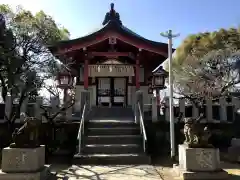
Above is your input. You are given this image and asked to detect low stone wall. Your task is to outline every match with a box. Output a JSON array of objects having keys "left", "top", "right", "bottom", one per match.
[
  {"left": 145, "top": 120, "right": 235, "bottom": 157},
  {"left": 0, "top": 122, "right": 79, "bottom": 163}
]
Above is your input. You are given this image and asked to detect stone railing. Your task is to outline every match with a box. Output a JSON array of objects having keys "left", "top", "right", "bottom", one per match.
[
  {"left": 148, "top": 96, "right": 240, "bottom": 123},
  {"left": 1, "top": 95, "right": 76, "bottom": 123}
]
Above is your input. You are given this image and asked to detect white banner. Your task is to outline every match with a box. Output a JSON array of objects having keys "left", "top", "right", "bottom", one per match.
[{"left": 88, "top": 65, "right": 134, "bottom": 77}]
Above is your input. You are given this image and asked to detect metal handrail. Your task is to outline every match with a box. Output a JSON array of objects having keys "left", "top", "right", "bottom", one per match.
[
  {"left": 77, "top": 103, "right": 86, "bottom": 154},
  {"left": 138, "top": 102, "right": 147, "bottom": 152}
]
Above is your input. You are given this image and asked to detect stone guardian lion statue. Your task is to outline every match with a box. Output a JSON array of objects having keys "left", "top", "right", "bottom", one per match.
[{"left": 10, "top": 117, "right": 41, "bottom": 148}]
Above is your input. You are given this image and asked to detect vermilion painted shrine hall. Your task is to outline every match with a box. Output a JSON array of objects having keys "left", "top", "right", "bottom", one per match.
[{"left": 48, "top": 3, "right": 171, "bottom": 109}]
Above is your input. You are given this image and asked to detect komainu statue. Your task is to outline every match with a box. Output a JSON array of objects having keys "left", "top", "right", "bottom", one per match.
[
  {"left": 10, "top": 117, "right": 41, "bottom": 148},
  {"left": 183, "top": 113, "right": 213, "bottom": 148}
]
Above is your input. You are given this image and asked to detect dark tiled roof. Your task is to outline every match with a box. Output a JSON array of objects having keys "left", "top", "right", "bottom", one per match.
[{"left": 47, "top": 20, "right": 168, "bottom": 51}]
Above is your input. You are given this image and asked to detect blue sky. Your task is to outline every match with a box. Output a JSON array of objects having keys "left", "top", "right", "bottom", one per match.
[{"left": 2, "top": 0, "right": 240, "bottom": 48}]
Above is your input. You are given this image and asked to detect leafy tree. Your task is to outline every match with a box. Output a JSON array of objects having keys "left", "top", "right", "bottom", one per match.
[
  {"left": 0, "top": 4, "right": 70, "bottom": 130},
  {"left": 171, "top": 28, "right": 240, "bottom": 114},
  {"left": 36, "top": 57, "right": 77, "bottom": 154},
  {"left": 172, "top": 28, "right": 240, "bottom": 67},
  {"left": 40, "top": 61, "right": 76, "bottom": 126}
]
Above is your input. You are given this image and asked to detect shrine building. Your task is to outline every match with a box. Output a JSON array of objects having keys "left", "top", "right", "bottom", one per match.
[{"left": 48, "top": 3, "right": 170, "bottom": 111}]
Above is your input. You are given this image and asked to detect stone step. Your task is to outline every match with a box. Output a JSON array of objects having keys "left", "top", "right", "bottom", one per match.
[
  {"left": 87, "top": 127, "right": 140, "bottom": 136},
  {"left": 87, "top": 120, "right": 137, "bottom": 128},
  {"left": 73, "top": 153, "right": 150, "bottom": 165},
  {"left": 85, "top": 135, "right": 142, "bottom": 145},
  {"left": 90, "top": 107, "right": 134, "bottom": 119},
  {"left": 83, "top": 144, "right": 142, "bottom": 154}
]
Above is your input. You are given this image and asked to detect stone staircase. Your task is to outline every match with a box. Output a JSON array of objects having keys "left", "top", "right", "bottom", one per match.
[{"left": 73, "top": 107, "right": 150, "bottom": 165}]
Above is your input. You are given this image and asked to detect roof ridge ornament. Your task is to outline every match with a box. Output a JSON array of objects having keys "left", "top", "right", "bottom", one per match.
[{"left": 102, "top": 3, "right": 122, "bottom": 26}]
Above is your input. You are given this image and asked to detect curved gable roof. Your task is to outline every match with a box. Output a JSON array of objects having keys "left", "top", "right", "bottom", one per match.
[
  {"left": 49, "top": 20, "right": 167, "bottom": 47},
  {"left": 48, "top": 3, "right": 170, "bottom": 57}
]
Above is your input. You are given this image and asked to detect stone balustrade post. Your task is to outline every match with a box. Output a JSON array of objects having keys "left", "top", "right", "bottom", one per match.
[
  {"left": 232, "top": 96, "right": 240, "bottom": 122},
  {"left": 165, "top": 98, "right": 170, "bottom": 122},
  {"left": 35, "top": 97, "right": 43, "bottom": 121},
  {"left": 206, "top": 98, "right": 213, "bottom": 121},
  {"left": 50, "top": 96, "right": 60, "bottom": 114},
  {"left": 5, "top": 95, "right": 11, "bottom": 121},
  {"left": 20, "top": 98, "right": 28, "bottom": 121},
  {"left": 74, "top": 85, "right": 82, "bottom": 113},
  {"left": 152, "top": 91, "right": 158, "bottom": 123},
  {"left": 219, "top": 97, "right": 227, "bottom": 121},
  {"left": 80, "top": 90, "right": 90, "bottom": 115},
  {"left": 65, "top": 94, "right": 72, "bottom": 121},
  {"left": 179, "top": 98, "right": 185, "bottom": 119},
  {"left": 192, "top": 103, "right": 199, "bottom": 119}
]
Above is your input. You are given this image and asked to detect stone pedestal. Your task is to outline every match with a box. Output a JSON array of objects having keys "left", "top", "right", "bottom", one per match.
[
  {"left": 173, "top": 144, "right": 228, "bottom": 180},
  {"left": 231, "top": 138, "right": 240, "bottom": 147},
  {"left": 228, "top": 138, "right": 240, "bottom": 162},
  {"left": 0, "top": 145, "right": 50, "bottom": 180}
]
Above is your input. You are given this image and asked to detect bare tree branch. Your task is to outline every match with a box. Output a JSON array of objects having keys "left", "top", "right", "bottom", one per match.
[{"left": 172, "top": 48, "right": 240, "bottom": 111}]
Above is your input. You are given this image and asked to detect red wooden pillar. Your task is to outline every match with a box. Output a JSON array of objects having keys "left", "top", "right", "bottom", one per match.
[
  {"left": 135, "top": 54, "right": 140, "bottom": 90},
  {"left": 84, "top": 53, "right": 89, "bottom": 89}
]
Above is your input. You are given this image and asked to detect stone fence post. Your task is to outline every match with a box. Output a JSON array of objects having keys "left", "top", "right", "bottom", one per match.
[
  {"left": 35, "top": 96, "right": 43, "bottom": 121},
  {"left": 174, "top": 96, "right": 236, "bottom": 122},
  {"left": 5, "top": 95, "right": 11, "bottom": 121},
  {"left": 219, "top": 97, "right": 227, "bottom": 121},
  {"left": 179, "top": 98, "right": 185, "bottom": 119},
  {"left": 192, "top": 103, "right": 199, "bottom": 119},
  {"left": 65, "top": 94, "right": 72, "bottom": 121},
  {"left": 164, "top": 98, "right": 170, "bottom": 122},
  {"left": 232, "top": 96, "right": 240, "bottom": 122},
  {"left": 20, "top": 98, "right": 28, "bottom": 122},
  {"left": 50, "top": 96, "right": 60, "bottom": 114},
  {"left": 80, "top": 90, "right": 90, "bottom": 115},
  {"left": 206, "top": 98, "right": 213, "bottom": 121},
  {"left": 152, "top": 94, "right": 158, "bottom": 123}
]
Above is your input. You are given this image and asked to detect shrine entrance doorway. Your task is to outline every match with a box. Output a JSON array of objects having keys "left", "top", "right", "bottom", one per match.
[{"left": 96, "top": 77, "right": 128, "bottom": 107}]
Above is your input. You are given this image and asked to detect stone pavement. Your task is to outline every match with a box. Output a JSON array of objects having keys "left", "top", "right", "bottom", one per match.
[
  {"left": 221, "top": 161, "right": 240, "bottom": 180},
  {"left": 154, "top": 161, "right": 240, "bottom": 180},
  {"left": 49, "top": 164, "right": 164, "bottom": 180},
  {"left": 48, "top": 161, "right": 240, "bottom": 180}
]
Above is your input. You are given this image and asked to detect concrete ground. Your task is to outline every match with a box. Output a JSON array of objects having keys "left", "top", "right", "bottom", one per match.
[{"left": 48, "top": 161, "right": 240, "bottom": 180}]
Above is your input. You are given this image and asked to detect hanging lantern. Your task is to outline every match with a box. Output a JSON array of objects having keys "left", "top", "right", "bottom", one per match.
[{"left": 151, "top": 66, "right": 168, "bottom": 90}]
